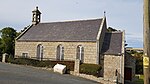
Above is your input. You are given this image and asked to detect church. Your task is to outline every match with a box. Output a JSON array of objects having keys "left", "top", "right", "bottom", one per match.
[{"left": 15, "top": 7, "right": 125, "bottom": 83}]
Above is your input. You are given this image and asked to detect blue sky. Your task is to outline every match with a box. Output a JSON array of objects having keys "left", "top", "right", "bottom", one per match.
[{"left": 0, "top": 0, "right": 143, "bottom": 48}]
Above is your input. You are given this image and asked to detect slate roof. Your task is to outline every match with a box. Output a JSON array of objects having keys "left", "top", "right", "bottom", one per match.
[
  {"left": 17, "top": 19, "right": 103, "bottom": 42},
  {"left": 101, "top": 32, "right": 123, "bottom": 55}
]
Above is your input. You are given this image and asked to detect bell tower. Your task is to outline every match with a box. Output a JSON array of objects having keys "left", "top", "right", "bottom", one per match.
[{"left": 32, "top": 6, "right": 41, "bottom": 25}]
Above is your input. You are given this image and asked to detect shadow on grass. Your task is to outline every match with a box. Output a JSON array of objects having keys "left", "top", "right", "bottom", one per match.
[
  {"left": 132, "top": 75, "right": 144, "bottom": 84},
  {"left": 132, "top": 79, "right": 144, "bottom": 84},
  {"left": 125, "top": 75, "right": 144, "bottom": 84}
]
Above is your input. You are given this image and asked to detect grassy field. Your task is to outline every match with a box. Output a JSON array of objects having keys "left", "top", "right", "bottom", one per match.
[{"left": 132, "top": 75, "right": 144, "bottom": 84}]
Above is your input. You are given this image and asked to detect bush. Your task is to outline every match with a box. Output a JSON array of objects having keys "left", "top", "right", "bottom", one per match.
[
  {"left": 7, "top": 58, "right": 53, "bottom": 67},
  {"left": 80, "top": 63, "right": 102, "bottom": 77},
  {"left": 7, "top": 58, "right": 102, "bottom": 76},
  {"left": 34, "top": 60, "right": 56, "bottom": 68},
  {"left": 7, "top": 58, "right": 74, "bottom": 73},
  {"left": 136, "top": 58, "right": 143, "bottom": 74},
  {"left": 8, "top": 58, "right": 39, "bottom": 66}
]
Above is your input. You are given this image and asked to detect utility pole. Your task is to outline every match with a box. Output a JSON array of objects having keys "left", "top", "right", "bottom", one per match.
[{"left": 143, "top": 0, "right": 150, "bottom": 84}]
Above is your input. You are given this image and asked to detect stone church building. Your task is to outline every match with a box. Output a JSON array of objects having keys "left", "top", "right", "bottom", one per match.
[{"left": 15, "top": 7, "right": 125, "bottom": 83}]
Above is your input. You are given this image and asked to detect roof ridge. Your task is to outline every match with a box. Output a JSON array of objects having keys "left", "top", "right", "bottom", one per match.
[
  {"left": 106, "top": 31, "right": 123, "bottom": 33},
  {"left": 39, "top": 18, "right": 102, "bottom": 24}
]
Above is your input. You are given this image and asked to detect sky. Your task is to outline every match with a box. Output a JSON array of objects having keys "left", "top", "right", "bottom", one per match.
[{"left": 0, "top": 0, "right": 143, "bottom": 48}]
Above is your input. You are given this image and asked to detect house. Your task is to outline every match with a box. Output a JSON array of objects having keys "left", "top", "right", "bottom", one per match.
[
  {"left": 126, "top": 47, "right": 143, "bottom": 53},
  {"left": 15, "top": 7, "right": 125, "bottom": 83}
]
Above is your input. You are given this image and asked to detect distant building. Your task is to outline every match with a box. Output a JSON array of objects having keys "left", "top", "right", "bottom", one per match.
[
  {"left": 15, "top": 7, "right": 125, "bottom": 83},
  {"left": 126, "top": 47, "right": 143, "bottom": 53}
]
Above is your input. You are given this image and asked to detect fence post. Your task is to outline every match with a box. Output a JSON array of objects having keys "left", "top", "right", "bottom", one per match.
[
  {"left": 74, "top": 59, "right": 80, "bottom": 75},
  {"left": 2, "top": 53, "right": 7, "bottom": 63}
]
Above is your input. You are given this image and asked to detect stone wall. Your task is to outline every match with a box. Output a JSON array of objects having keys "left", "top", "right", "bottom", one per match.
[
  {"left": 103, "top": 55, "right": 124, "bottom": 83},
  {"left": 15, "top": 41, "right": 98, "bottom": 64},
  {"left": 70, "top": 71, "right": 116, "bottom": 84}
]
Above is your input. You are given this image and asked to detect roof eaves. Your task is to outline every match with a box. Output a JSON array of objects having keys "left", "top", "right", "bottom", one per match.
[
  {"left": 15, "top": 25, "right": 33, "bottom": 40},
  {"left": 17, "top": 40, "right": 97, "bottom": 42},
  {"left": 96, "top": 16, "right": 106, "bottom": 40},
  {"left": 103, "top": 53, "right": 123, "bottom": 56},
  {"left": 121, "top": 30, "right": 125, "bottom": 55}
]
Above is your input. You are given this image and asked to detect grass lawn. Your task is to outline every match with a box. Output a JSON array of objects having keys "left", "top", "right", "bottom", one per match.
[{"left": 132, "top": 75, "right": 144, "bottom": 84}]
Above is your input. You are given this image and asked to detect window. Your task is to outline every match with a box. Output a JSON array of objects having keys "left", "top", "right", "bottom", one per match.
[
  {"left": 22, "top": 53, "right": 28, "bottom": 58},
  {"left": 56, "top": 44, "right": 64, "bottom": 60},
  {"left": 76, "top": 45, "right": 84, "bottom": 63},
  {"left": 37, "top": 44, "right": 43, "bottom": 61}
]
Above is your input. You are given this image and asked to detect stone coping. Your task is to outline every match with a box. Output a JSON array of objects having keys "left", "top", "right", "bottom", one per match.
[{"left": 70, "top": 71, "right": 117, "bottom": 84}]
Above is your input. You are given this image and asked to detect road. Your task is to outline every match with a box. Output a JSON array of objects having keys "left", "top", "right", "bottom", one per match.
[{"left": 0, "top": 62, "right": 99, "bottom": 84}]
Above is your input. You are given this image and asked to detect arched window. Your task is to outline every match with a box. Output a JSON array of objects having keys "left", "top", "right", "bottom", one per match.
[
  {"left": 56, "top": 44, "right": 64, "bottom": 60},
  {"left": 37, "top": 44, "right": 43, "bottom": 61},
  {"left": 76, "top": 45, "right": 84, "bottom": 63}
]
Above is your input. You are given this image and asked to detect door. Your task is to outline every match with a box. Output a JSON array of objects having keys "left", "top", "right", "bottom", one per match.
[{"left": 125, "top": 67, "right": 132, "bottom": 81}]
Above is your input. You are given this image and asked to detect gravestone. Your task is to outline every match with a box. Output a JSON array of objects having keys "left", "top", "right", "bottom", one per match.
[{"left": 53, "top": 64, "right": 66, "bottom": 74}]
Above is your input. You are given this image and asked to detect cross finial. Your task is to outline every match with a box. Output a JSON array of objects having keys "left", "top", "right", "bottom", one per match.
[
  {"left": 36, "top": 6, "right": 38, "bottom": 10},
  {"left": 104, "top": 11, "right": 106, "bottom": 17}
]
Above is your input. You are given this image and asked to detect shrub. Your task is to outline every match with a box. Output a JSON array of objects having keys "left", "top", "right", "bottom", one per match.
[
  {"left": 35, "top": 60, "right": 52, "bottom": 67},
  {"left": 136, "top": 58, "right": 143, "bottom": 74},
  {"left": 7, "top": 58, "right": 74, "bottom": 73},
  {"left": 80, "top": 63, "right": 102, "bottom": 77},
  {"left": 8, "top": 58, "right": 39, "bottom": 66}
]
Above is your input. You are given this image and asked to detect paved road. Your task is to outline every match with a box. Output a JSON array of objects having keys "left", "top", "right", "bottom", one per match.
[{"left": 0, "top": 62, "right": 99, "bottom": 84}]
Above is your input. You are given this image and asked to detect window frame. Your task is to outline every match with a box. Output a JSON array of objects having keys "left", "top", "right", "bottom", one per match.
[
  {"left": 22, "top": 53, "right": 28, "bottom": 58},
  {"left": 37, "top": 44, "right": 43, "bottom": 61},
  {"left": 76, "top": 45, "right": 84, "bottom": 63},
  {"left": 56, "top": 44, "right": 64, "bottom": 61}
]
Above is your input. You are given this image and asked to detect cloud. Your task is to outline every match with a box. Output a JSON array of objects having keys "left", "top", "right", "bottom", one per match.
[
  {"left": 0, "top": 0, "right": 143, "bottom": 48},
  {"left": 126, "top": 38, "right": 143, "bottom": 48},
  {"left": 126, "top": 33, "right": 143, "bottom": 48}
]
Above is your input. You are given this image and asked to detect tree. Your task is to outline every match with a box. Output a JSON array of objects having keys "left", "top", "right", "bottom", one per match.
[
  {"left": 0, "top": 27, "right": 17, "bottom": 56},
  {"left": 0, "top": 38, "right": 2, "bottom": 61}
]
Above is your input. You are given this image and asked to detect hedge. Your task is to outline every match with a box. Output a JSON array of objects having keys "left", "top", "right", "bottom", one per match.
[
  {"left": 80, "top": 63, "right": 102, "bottom": 77},
  {"left": 5, "top": 57, "right": 102, "bottom": 76},
  {"left": 7, "top": 58, "right": 41, "bottom": 66},
  {"left": 7, "top": 57, "right": 74, "bottom": 73}
]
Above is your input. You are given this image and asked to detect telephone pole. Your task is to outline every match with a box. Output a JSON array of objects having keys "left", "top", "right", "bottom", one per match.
[{"left": 143, "top": 0, "right": 150, "bottom": 84}]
